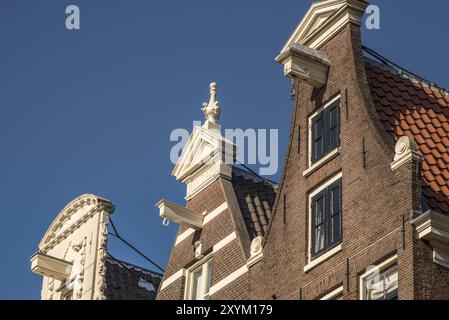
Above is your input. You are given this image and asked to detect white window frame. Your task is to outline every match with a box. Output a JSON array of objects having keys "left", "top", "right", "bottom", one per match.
[
  {"left": 305, "top": 95, "right": 341, "bottom": 177},
  {"left": 184, "top": 255, "right": 212, "bottom": 300},
  {"left": 359, "top": 254, "right": 398, "bottom": 300},
  {"left": 320, "top": 286, "right": 344, "bottom": 300},
  {"left": 305, "top": 172, "right": 343, "bottom": 272}
]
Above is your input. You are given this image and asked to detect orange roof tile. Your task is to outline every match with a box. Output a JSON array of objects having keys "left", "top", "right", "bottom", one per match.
[{"left": 366, "top": 61, "right": 449, "bottom": 214}]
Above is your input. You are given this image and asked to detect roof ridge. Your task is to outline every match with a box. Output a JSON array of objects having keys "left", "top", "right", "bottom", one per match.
[
  {"left": 364, "top": 55, "right": 449, "bottom": 97},
  {"left": 106, "top": 255, "right": 163, "bottom": 278},
  {"left": 232, "top": 165, "right": 279, "bottom": 187}
]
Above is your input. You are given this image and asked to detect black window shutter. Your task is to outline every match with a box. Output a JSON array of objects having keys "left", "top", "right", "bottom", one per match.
[
  {"left": 312, "top": 113, "right": 324, "bottom": 162},
  {"left": 328, "top": 103, "right": 340, "bottom": 150},
  {"left": 327, "top": 181, "right": 341, "bottom": 246}
]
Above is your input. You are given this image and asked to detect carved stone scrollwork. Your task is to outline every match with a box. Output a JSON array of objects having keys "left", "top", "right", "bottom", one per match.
[
  {"left": 391, "top": 136, "right": 423, "bottom": 171},
  {"left": 250, "top": 236, "right": 263, "bottom": 257},
  {"left": 247, "top": 236, "right": 264, "bottom": 267},
  {"left": 94, "top": 212, "right": 110, "bottom": 300},
  {"left": 72, "top": 238, "right": 86, "bottom": 299},
  {"left": 194, "top": 241, "right": 203, "bottom": 259}
]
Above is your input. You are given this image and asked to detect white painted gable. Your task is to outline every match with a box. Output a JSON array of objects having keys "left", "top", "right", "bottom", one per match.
[{"left": 280, "top": 0, "right": 368, "bottom": 52}]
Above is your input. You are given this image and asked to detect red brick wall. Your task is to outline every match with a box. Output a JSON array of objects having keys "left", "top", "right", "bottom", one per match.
[
  {"left": 157, "top": 178, "right": 250, "bottom": 300},
  {"left": 158, "top": 19, "right": 449, "bottom": 301},
  {"left": 248, "top": 23, "right": 423, "bottom": 300}
]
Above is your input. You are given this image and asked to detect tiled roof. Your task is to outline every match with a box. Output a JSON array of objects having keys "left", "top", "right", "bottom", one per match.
[
  {"left": 231, "top": 166, "right": 278, "bottom": 239},
  {"left": 105, "top": 256, "right": 162, "bottom": 300},
  {"left": 366, "top": 59, "right": 449, "bottom": 214}
]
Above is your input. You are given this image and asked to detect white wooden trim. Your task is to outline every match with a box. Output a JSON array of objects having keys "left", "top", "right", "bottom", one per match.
[
  {"left": 203, "top": 202, "right": 228, "bottom": 224},
  {"left": 175, "top": 228, "right": 195, "bottom": 246},
  {"left": 213, "top": 232, "right": 237, "bottom": 253},
  {"left": 309, "top": 172, "right": 342, "bottom": 199},
  {"left": 174, "top": 202, "right": 228, "bottom": 246},
  {"left": 303, "top": 147, "right": 340, "bottom": 177},
  {"left": 160, "top": 268, "right": 185, "bottom": 291},
  {"left": 320, "top": 286, "right": 344, "bottom": 300},
  {"left": 307, "top": 172, "right": 343, "bottom": 266},
  {"left": 184, "top": 255, "right": 213, "bottom": 300},
  {"left": 359, "top": 254, "right": 398, "bottom": 300},
  {"left": 304, "top": 244, "right": 342, "bottom": 273},
  {"left": 209, "top": 265, "right": 249, "bottom": 296}
]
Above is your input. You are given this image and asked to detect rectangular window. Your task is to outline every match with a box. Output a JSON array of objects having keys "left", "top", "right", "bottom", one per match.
[
  {"left": 186, "top": 258, "right": 212, "bottom": 300},
  {"left": 310, "top": 177, "right": 342, "bottom": 258},
  {"left": 360, "top": 256, "right": 398, "bottom": 300},
  {"left": 311, "top": 98, "right": 340, "bottom": 164}
]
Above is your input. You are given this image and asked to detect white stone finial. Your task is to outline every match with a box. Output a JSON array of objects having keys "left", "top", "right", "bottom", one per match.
[{"left": 201, "top": 82, "right": 221, "bottom": 124}]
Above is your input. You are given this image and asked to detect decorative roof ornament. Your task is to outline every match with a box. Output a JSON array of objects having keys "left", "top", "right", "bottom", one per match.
[
  {"left": 391, "top": 136, "right": 422, "bottom": 171},
  {"left": 201, "top": 82, "right": 221, "bottom": 124}
]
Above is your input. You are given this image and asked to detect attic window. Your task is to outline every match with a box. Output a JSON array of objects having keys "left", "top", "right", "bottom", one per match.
[{"left": 308, "top": 96, "right": 341, "bottom": 167}]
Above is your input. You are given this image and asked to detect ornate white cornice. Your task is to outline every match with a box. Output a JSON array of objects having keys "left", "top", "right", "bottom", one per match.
[
  {"left": 39, "top": 194, "right": 114, "bottom": 253},
  {"left": 413, "top": 211, "right": 449, "bottom": 269},
  {"left": 280, "top": 0, "right": 368, "bottom": 52}
]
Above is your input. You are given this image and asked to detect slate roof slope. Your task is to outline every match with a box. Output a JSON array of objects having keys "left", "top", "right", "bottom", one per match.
[
  {"left": 105, "top": 256, "right": 163, "bottom": 300},
  {"left": 231, "top": 166, "right": 278, "bottom": 239},
  {"left": 366, "top": 59, "right": 449, "bottom": 214}
]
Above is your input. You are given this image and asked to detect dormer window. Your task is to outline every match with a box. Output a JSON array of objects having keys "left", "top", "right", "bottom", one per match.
[{"left": 308, "top": 96, "right": 341, "bottom": 167}]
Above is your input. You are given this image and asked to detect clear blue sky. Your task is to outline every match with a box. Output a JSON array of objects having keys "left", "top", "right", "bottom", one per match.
[{"left": 0, "top": 0, "right": 448, "bottom": 299}]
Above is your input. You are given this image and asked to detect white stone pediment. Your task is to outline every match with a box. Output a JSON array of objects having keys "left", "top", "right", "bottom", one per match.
[
  {"left": 172, "top": 125, "right": 236, "bottom": 183},
  {"left": 39, "top": 194, "right": 114, "bottom": 250},
  {"left": 280, "top": 0, "right": 368, "bottom": 52}
]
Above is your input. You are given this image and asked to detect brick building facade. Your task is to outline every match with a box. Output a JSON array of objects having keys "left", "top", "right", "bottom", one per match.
[{"left": 156, "top": 0, "right": 449, "bottom": 300}]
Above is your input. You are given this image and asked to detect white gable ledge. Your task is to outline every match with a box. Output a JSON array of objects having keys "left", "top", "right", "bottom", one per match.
[
  {"left": 174, "top": 202, "right": 229, "bottom": 246},
  {"left": 159, "top": 269, "right": 186, "bottom": 291},
  {"left": 156, "top": 199, "right": 203, "bottom": 230},
  {"left": 209, "top": 265, "right": 249, "bottom": 297},
  {"left": 413, "top": 211, "right": 449, "bottom": 269}
]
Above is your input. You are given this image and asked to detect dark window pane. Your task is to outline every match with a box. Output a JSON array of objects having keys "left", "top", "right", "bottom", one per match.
[
  {"left": 311, "top": 178, "right": 342, "bottom": 258},
  {"left": 315, "top": 225, "right": 325, "bottom": 253},
  {"left": 311, "top": 100, "right": 340, "bottom": 163},
  {"left": 315, "top": 195, "right": 324, "bottom": 225},
  {"left": 313, "top": 114, "right": 324, "bottom": 161},
  {"left": 312, "top": 192, "right": 325, "bottom": 255}
]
